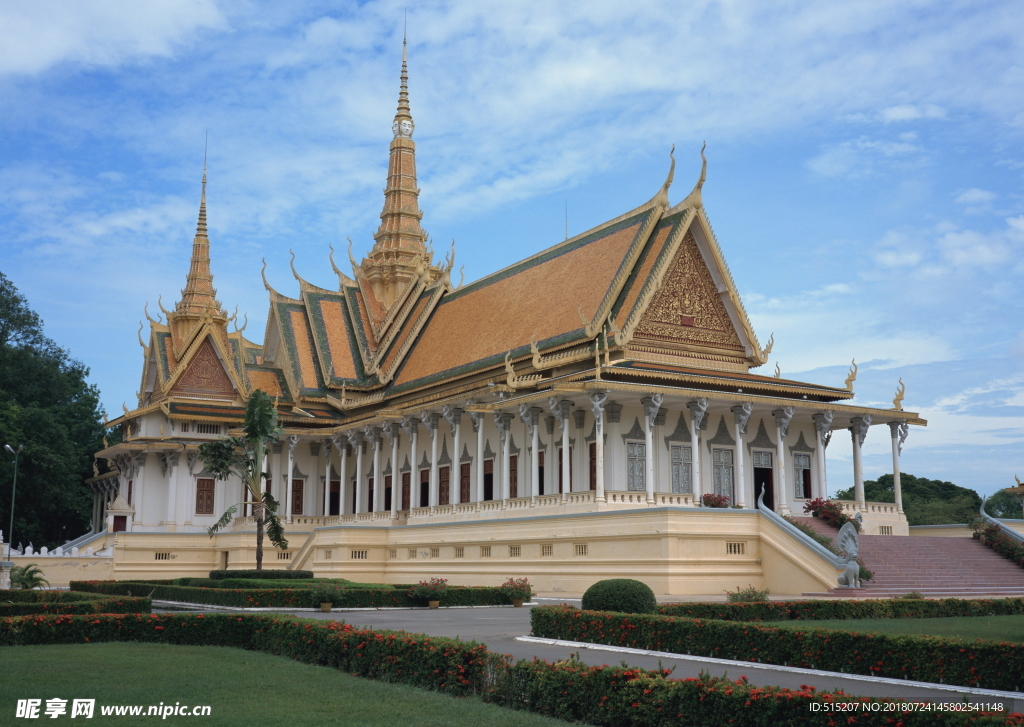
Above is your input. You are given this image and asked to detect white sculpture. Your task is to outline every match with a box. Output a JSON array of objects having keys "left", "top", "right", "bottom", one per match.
[{"left": 836, "top": 521, "right": 861, "bottom": 588}]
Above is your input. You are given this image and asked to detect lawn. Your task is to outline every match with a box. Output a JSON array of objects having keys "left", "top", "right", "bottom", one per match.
[
  {"left": 0, "top": 643, "right": 570, "bottom": 727},
  {"left": 762, "top": 613, "right": 1024, "bottom": 642}
]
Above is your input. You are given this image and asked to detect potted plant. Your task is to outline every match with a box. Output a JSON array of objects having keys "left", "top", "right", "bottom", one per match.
[
  {"left": 701, "top": 493, "right": 730, "bottom": 508},
  {"left": 310, "top": 583, "right": 344, "bottom": 612},
  {"left": 408, "top": 578, "right": 448, "bottom": 608},
  {"left": 500, "top": 577, "right": 532, "bottom": 607}
]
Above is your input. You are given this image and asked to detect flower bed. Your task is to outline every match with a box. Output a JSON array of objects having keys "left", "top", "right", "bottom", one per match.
[
  {"left": 0, "top": 591, "right": 150, "bottom": 616},
  {"left": 69, "top": 580, "right": 516, "bottom": 608},
  {"left": 1, "top": 614, "right": 1017, "bottom": 726},
  {"left": 531, "top": 605, "right": 1024, "bottom": 691},
  {"left": 658, "top": 597, "right": 1024, "bottom": 622},
  {"left": 981, "top": 524, "right": 1024, "bottom": 569}
]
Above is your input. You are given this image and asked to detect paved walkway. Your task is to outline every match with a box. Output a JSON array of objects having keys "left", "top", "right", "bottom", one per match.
[{"left": 158, "top": 597, "right": 1023, "bottom": 711}]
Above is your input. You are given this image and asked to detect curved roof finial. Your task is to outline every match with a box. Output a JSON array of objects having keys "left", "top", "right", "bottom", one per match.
[
  {"left": 328, "top": 243, "right": 354, "bottom": 288},
  {"left": 143, "top": 301, "right": 160, "bottom": 325},
  {"left": 670, "top": 142, "right": 707, "bottom": 213},
  {"left": 346, "top": 236, "right": 362, "bottom": 276},
  {"left": 157, "top": 295, "right": 172, "bottom": 319},
  {"left": 651, "top": 144, "right": 676, "bottom": 207},
  {"left": 260, "top": 258, "right": 273, "bottom": 292}
]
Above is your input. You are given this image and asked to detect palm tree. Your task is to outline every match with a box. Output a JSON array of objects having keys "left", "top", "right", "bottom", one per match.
[
  {"left": 11, "top": 563, "right": 49, "bottom": 589},
  {"left": 200, "top": 390, "right": 287, "bottom": 570}
]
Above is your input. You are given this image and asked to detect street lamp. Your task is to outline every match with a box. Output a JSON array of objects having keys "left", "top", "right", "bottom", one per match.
[{"left": 4, "top": 444, "right": 22, "bottom": 559}]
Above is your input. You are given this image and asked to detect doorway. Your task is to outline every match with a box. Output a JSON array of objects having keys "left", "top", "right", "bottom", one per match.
[{"left": 752, "top": 449, "right": 775, "bottom": 511}]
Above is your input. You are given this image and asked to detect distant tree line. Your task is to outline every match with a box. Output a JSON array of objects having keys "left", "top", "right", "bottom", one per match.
[
  {"left": 0, "top": 271, "right": 107, "bottom": 549},
  {"left": 834, "top": 473, "right": 1023, "bottom": 526}
]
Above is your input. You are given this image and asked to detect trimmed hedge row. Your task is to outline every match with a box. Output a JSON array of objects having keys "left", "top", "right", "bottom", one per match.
[
  {"left": 1, "top": 614, "right": 1018, "bottom": 726},
  {"left": 0, "top": 591, "right": 151, "bottom": 616},
  {"left": 209, "top": 569, "right": 314, "bottom": 580},
  {"left": 532, "top": 605, "right": 1024, "bottom": 691},
  {"left": 658, "top": 597, "right": 1024, "bottom": 622},
  {"left": 982, "top": 525, "right": 1024, "bottom": 569},
  {"left": 0, "top": 613, "right": 496, "bottom": 695},
  {"left": 69, "top": 581, "right": 516, "bottom": 608},
  {"left": 485, "top": 658, "right": 1022, "bottom": 727}
]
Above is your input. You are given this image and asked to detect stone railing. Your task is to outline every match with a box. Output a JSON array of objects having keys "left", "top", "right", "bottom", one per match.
[
  {"left": 655, "top": 493, "right": 694, "bottom": 506},
  {"left": 606, "top": 491, "right": 649, "bottom": 505},
  {"left": 835, "top": 500, "right": 900, "bottom": 515}
]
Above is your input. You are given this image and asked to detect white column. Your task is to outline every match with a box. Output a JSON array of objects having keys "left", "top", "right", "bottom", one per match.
[
  {"left": 731, "top": 403, "right": 752, "bottom": 508},
  {"left": 164, "top": 452, "right": 180, "bottom": 525},
  {"left": 285, "top": 435, "right": 298, "bottom": 521},
  {"left": 529, "top": 407, "right": 541, "bottom": 499},
  {"left": 812, "top": 411, "right": 834, "bottom": 500},
  {"left": 472, "top": 413, "right": 484, "bottom": 505},
  {"left": 322, "top": 439, "right": 332, "bottom": 516},
  {"left": 888, "top": 421, "right": 907, "bottom": 513},
  {"left": 449, "top": 408, "right": 463, "bottom": 504},
  {"left": 558, "top": 400, "right": 572, "bottom": 499},
  {"left": 385, "top": 423, "right": 399, "bottom": 517},
  {"left": 686, "top": 399, "right": 708, "bottom": 503},
  {"left": 403, "top": 417, "right": 420, "bottom": 509},
  {"left": 423, "top": 412, "right": 440, "bottom": 507},
  {"left": 850, "top": 416, "right": 871, "bottom": 507},
  {"left": 496, "top": 412, "right": 513, "bottom": 501},
  {"left": 332, "top": 435, "right": 347, "bottom": 515},
  {"left": 369, "top": 427, "right": 382, "bottom": 512},
  {"left": 772, "top": 408, "right": 794, "bottom": 515},
  {"left": 349, "top": 431, "right": 365, "bottom": 514},
  {"left": 642, "top": 395, "right": 662, "bottom": 504},
  {"left": 588, "top": 391, "right": 607, "bottom": 503}
]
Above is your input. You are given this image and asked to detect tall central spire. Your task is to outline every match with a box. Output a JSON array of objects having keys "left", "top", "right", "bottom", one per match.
[
  {"left": 361, "top": 35, "right": 436, "bottom": 309},
  {"left": 176, "top": 158, "right": 226, "bottom": 319}
]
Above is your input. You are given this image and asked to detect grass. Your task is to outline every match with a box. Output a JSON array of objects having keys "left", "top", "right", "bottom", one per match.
[
  {"left": 761, "top": 613, "right": 1024, "bottom": 642},
  {"left": 0, "top": 643, "right": 570, "bottom": 726}
]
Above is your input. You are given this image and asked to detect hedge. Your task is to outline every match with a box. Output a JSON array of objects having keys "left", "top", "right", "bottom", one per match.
[
  {"left": 1, "top": 614, "right": 1018, "bottom": 726},
  {"left": 485, "top": 658, "right": 1022, "bottom": 727},
  {"left": 209, "top": 569, "right": 314, "bottom": 580},
  {"left": 69, "top": 581, "right": 516, "bottom": 608},
  {"left": 0, "top": 591, "right": 151, "bottom": 616},
  {"left": 657, "top": 597, "right": 1024, "bottom": 622},
  {"left": 982, "top": 525, "right": 1024, "bottom": 569},
  {"left": 0, "top": 613, "right": 496, "bottom": 695},
  {"left": 531, "top": 605, "right": 1024, "bottom": 691}
]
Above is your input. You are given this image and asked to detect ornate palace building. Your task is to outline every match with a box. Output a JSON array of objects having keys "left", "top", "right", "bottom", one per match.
[{"left": 84, "top": 43, "right": 922, "bottom": 594}]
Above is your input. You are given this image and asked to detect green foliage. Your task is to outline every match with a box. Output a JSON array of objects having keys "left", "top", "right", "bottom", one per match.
[
  {"left": 10, "top": 563, "right": 49, "bottom": 589},
  {"left": 802, "top": 497, "right": 859, "bottom": 531},
  {"left": 309, "top": 582, "right": 346, "bottom": 607},
  {"left": 981, "top": 524, "right": 1024, "bottom": 568},
  {"left": 208, "top": 568, "right": 313, "bottom": 580},
  {"left": 836, "top": 473, "right": 983, "bottom": 525},
  {"left": 783, "top": 515, "right": 874, "bottom": 581},
  {"left": 657, "top": 596, "right": 1024, "bottom": 621},
  {"left": 0, "top": 590, "right": 149, "bottom": 616},
  {"left": 0, "top": 272, "right": 107, "bottom": 549},
  {"left": 894, "top": 591, "right": 925, "bottom": 600},
  {"left": 987, "top": 489, "right": 1024, "bottom": 519},
  {"left": 532, "top": 604, "right": 1024, "bottom": 691},
  {"left": 70, "top": 580, "right": 519, "bottom": 608},
  {"left": 581, "top": 578, "right": 657, "bottom": 615},
  {"left": 500, "top": 577, "right": 533, "bottom": 601},
  {"left": 724, "top": 585, "right": 769, "bottom": 602},
  {"left": 408, "top": 577, "right": 448, "bottom": 602},
  {"left": 0, "top": 613, "right": 501, "bottom": 698}
]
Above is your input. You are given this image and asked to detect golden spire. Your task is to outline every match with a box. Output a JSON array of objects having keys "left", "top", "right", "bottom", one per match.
[
  {"left": 176, "top": 156, "right": 226, "bottom": 318},
  {"left": 361, "top": 34, "right": 437, "bottom": 308}
]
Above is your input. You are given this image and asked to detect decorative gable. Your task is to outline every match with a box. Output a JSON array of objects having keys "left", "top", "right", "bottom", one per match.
[
  {"left": 633, "top": 229, "right": 744, "bottom": 354},
  {"left": 169, "top": 338, "right": 236, "bottom": 399}
]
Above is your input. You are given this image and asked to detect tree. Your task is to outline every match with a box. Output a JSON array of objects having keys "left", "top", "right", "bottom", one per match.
[
  {"left": 10, "top": 563, "right": 49, "bottom": 590},
  {"left": 199, "top": 389, "right": 287, "bottom": 570},
  {"left": 834, "top": 473, "right": 983, "bottom": 526},
  {"left": 985, "top": 489, "right": 1024, "bottom": 519},
  {"left": 0, "top": 272, "right": 107, "bottom": 548}
]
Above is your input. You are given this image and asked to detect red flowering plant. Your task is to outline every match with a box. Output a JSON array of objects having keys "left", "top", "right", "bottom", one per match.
[
  {"left": 803, "top": 497, "right": 860, "bottom": 531},
  {"left": 499, "top": 577, "right": 532, "bottom": 602},
  {"left": 701, "top": 493, "right": 730, "bottom": 508},
  {"left": 408, "top": 578, "right": 448, "bottom": 603}
]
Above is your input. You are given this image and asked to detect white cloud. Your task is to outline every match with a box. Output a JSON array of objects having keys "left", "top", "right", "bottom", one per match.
[
  {"left": 806, "top": 137, "right": 924, "bottom": 178},
  {"left": 880, "top": 104, "right": 946, "bottom": 122},
  {"left": 955, "top": 188, "right": 996, "bottom": 204},
  {"left": 0, "top": 0, "right": 224, "bottom": 75}
]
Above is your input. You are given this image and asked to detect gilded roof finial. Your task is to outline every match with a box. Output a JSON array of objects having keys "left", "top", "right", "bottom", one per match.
[
  {"left": 845, "top": 359, "right": 858, "bottom": 392},
  {"left": 892, "top": 378, "right": 905, "bottom": 411},
  {"left": 175, "top": 148, "right": 225, "bottom": 319},
  {"left": 672, "top": 142, "right": 707, "bottom": 212}
]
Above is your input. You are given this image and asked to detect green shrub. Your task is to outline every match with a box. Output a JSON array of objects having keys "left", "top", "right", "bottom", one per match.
[
  {"left": 656, "top": 596, "right": 1024, "bottom": 622},
  {"left": 981, "top": 524, "right": 1024, "bottom": 569},
  {"left": 0, "top": 590, "right": 150, "bottom": 616},
  {"left": 581, "top": 579, "right": 656, "bottom": 615},
  {"left": 500, "top": 577, "right": 532, "bottom": 602},
  {"left": 894, "top": 591, "right": 925, "bottom": 600},
  {"left": 208, "top": 569, "right": 314, "bottom": 580},
  {"left": 309, "top": 583, "right": 346, "bottom": 607},
  {"left": 724, "top": 585, "right": 770, "bottom": 602},
  {"left": 10, "top": 563, "right": 50, "bottom": 589},
  {"left": 532, "top": 605, "right": 1024, "bottom": 691}
]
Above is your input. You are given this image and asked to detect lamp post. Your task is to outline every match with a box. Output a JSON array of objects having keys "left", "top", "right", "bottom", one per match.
[{"left": 4, "top": 444, "right": 22, "bottom": 559}]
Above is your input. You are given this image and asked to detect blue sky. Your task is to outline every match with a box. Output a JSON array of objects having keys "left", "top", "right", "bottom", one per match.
[{"left": 1, "top": 1, "right": 1022, "bottom": 498}]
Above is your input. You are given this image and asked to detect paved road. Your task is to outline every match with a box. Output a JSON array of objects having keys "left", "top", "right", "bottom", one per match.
[{"left": 169, "top": 599, "right": 1022, "bottom": 711}]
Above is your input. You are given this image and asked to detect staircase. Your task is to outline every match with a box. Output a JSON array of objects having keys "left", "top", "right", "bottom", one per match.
[{"left": 793, "top": 516, "right": 1024, "bottom": 599}]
